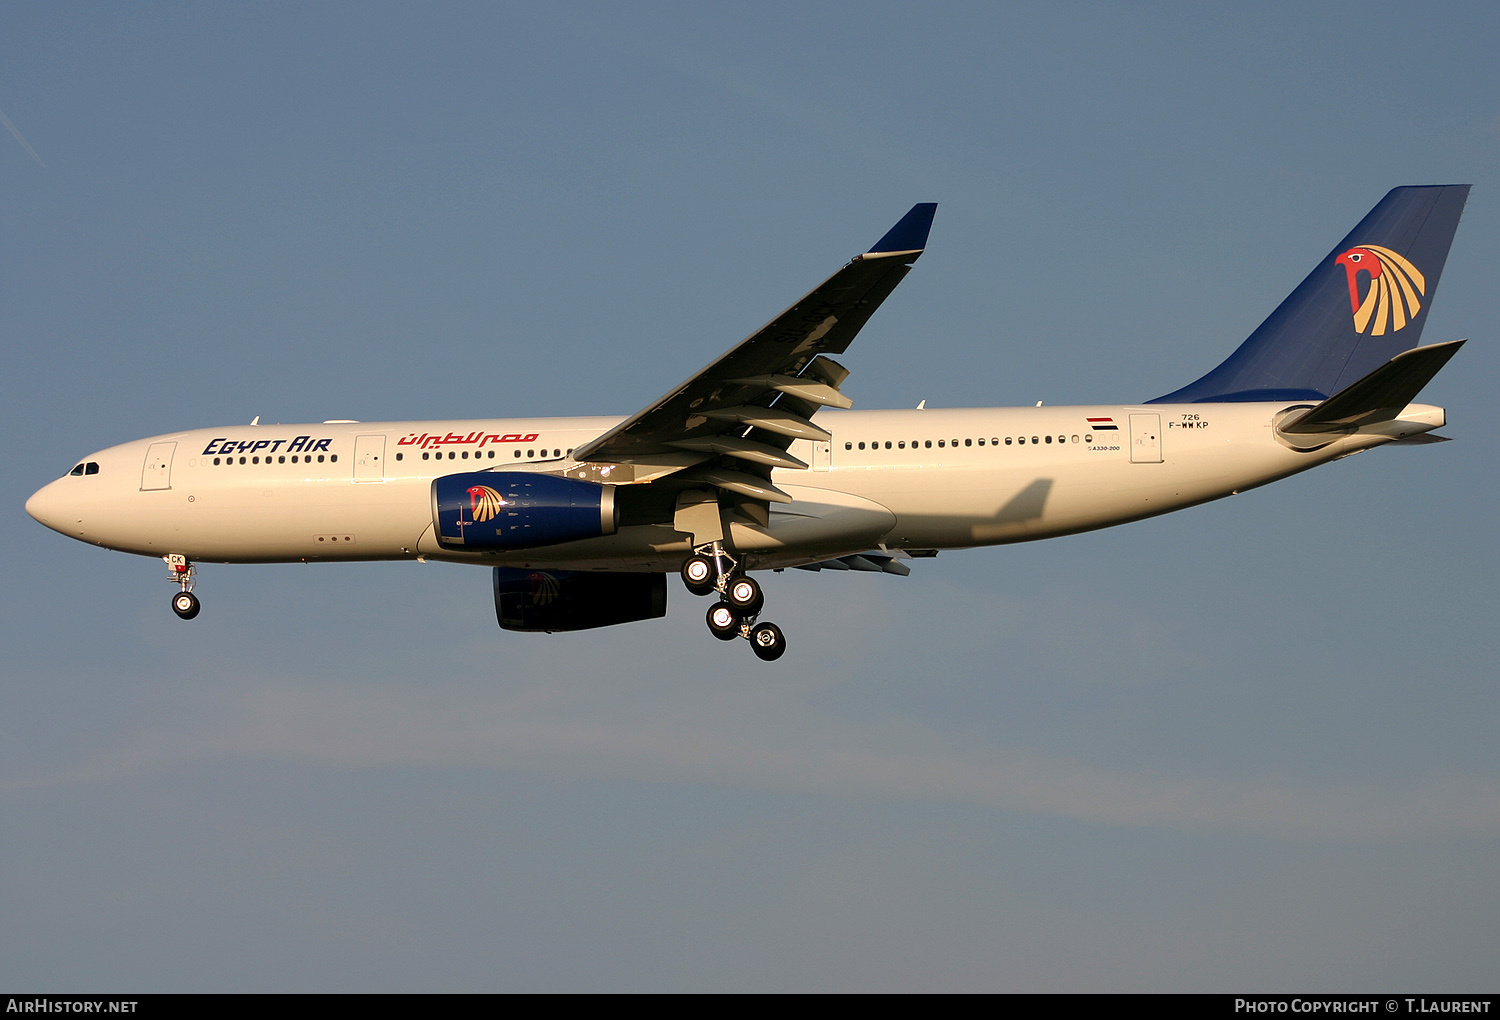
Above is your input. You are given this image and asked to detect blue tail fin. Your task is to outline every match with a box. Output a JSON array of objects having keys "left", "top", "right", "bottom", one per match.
[{"left": 1149, "top": 186, "right": 1469, "bottom": 404}]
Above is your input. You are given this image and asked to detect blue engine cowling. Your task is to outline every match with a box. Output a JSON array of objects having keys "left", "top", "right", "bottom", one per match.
[
  {"left": 431, "top": 472, "right": 616, "bottom": 551},
  {"left": 493, "top": 568, "right": 666, "bottom": 632}
]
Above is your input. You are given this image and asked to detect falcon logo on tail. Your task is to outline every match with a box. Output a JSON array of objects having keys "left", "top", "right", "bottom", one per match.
[{"left": 1335, "top": 245, "right": 1426, "bottom": 336}]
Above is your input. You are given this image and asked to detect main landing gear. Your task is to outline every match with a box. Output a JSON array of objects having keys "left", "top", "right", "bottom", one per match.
[
  {"left": 166, "top": 554, "right": 200, "bottom": 620},
  {"left": 681, "top": 543, "right": 786, "bottom": 661}
]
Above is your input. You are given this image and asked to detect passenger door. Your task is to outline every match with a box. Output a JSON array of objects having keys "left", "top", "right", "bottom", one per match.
[
  {"left": 353, "top": 434, "right": 387, "bottom": 482},
  {"left": 141, "top": 442, "right": 176, "bottom": 490},
  {"left": 1129, "top": 414, "right": 1162, "bottom": 464}
]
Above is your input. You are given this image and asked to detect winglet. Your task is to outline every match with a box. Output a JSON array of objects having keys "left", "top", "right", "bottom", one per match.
[{"left": 866, "top": 203, "right": 937, "bottom": 257}]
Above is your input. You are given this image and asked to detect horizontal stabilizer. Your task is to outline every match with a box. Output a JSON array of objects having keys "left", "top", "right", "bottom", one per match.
[
  {"left": 1387, "top": 432, "right": 1451, "bottom": 446},
  {"left": 1278, "top": 339, "right": 1465, "bottom": 435}
]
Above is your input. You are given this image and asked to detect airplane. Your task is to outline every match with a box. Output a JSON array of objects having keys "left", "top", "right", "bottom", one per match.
[{"left": 26, "top": 186, "right": 1471, "bottom": 662}]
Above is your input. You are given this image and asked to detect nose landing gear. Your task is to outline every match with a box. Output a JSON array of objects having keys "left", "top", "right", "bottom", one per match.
[
  {"left": 166, "top": 554, "right": 200, "bottom": 620},
  {"left": 683, "top": 542, "right": 786, "bottom": 661},
  {"left": 172, "top": 590, "right": 201, "bottom": 620}
]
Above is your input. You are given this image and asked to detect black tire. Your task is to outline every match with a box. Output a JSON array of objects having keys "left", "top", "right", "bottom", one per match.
[
  {"left": 172, "top": 591, "right": 201, "bottom": 620},
  {"left": 726, "top": 575, "right": 763, "bottom": 616},
  {"left": 749, "top": 621, "right": 786, "bottom": 661},
  {"left": 706, "top": 602, "right": 741, "bottom": 641},
  {"left": 681, "top": 555, "right": 717, "bottom": 596}
]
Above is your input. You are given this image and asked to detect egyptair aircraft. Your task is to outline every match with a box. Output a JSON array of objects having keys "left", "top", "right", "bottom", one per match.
[{"left": 26, "top": 186, "right": 1471, "bottom": 661}]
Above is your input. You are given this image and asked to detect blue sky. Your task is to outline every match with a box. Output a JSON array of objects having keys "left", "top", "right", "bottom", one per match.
[{"left": 3, "top": 1, "right": 1497, "bottom": 991}]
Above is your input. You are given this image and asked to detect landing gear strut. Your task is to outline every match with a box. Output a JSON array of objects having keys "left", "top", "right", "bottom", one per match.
[
  {"left": 684, "top": 542, "right": 785, "bottom": 661},
  {"left": 166, "top": 554, "right": 200, "bottom": 620}
]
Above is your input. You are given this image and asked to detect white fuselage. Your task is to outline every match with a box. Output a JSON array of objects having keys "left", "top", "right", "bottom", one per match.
[{"left": 25, "top": 402, "right": 1443, "bottom": 572}]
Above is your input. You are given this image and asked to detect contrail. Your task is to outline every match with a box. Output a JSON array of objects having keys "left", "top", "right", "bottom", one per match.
[{"left": 0, "top": 104, "right": 45, "bottom": 167}]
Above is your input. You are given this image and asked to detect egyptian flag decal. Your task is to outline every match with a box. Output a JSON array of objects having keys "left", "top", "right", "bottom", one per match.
[{"left": 1085, "top": 417, "right": 1119, "bottom": 431}]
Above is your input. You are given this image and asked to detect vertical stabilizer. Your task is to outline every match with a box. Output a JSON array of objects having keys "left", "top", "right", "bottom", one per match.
[{"left": 1150, "top": 186, "right": 1469, "bottom": 404}]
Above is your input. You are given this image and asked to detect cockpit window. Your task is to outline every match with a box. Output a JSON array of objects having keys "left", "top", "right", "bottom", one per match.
[
  {"left": 69, "top": 464, "right": 84, "bottom": 476},
  {"left": 85, "top": 462, "right": 99, "bottom": 475}
]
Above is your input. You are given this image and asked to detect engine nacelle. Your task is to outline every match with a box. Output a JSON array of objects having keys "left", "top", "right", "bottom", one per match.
[
  {"left": 492, "top": 568, "right": 667, "bottom": 632},
  {"left": 431, "top": 472, "right": 616, "bottom": 551}
]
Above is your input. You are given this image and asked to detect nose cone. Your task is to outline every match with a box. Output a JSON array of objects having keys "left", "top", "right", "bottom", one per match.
[{"left": 25, "top": 481, "right": 62, "bottom": 532}]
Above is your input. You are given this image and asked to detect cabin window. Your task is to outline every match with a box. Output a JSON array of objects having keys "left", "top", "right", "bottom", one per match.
[
  {"left": 1031, "top": 436, "right": 1039, "bottom": 444},
  {"left": 937, "top": 440, "right": 945, "bottom": 448},
  {"left": 461, "top": 451, "right": 469, "bottom": 459},
  {"left": 965, "top": 439, "right": 972, "bottom": 447},
  {"left": 1045, "top": 436, "right": 1052, "bottom": 444},
  {"left": 515, "top": 450, "right": 521, "bottom": 458},
  {"left": 1072, "top": 435, "right": 1079, "bottom": 443},
  {"left": 395, "top": 453, "right": 402, "bottom": 461},
  {"left": 898, "top": 441, "right": 905, "bottom": 449},
  {"left": 924, "top": 440, "right": 932, "bottom": 448},
  {"left": 1005, "top": 437, "right": 1013, "bottom": 445}
]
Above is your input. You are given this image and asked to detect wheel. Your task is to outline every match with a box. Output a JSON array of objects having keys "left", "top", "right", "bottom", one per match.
[
  {"left": 172, "top": 591, "right": 201, "bottom": 620},
  {"left": 749, "top": 621, "right": 786, "bottom": 661},
  {"left": 681, "top": 554, "right": 717, "bottom": 596},
  {"left": 706, "top": 602, "right": 741, "bottom": 641},
  {"left": 726, "top": 575, "right": 763, "bottom": 616}
]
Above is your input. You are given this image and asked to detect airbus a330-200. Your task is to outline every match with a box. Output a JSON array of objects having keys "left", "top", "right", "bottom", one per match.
[{"left": 26, "top": 186, "right": 1471, "bottom": 661}]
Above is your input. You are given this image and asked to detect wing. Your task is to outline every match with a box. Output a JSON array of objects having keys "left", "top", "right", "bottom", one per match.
[{"left": 570, "top": 204, "right": 936, "bottom": 503}]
